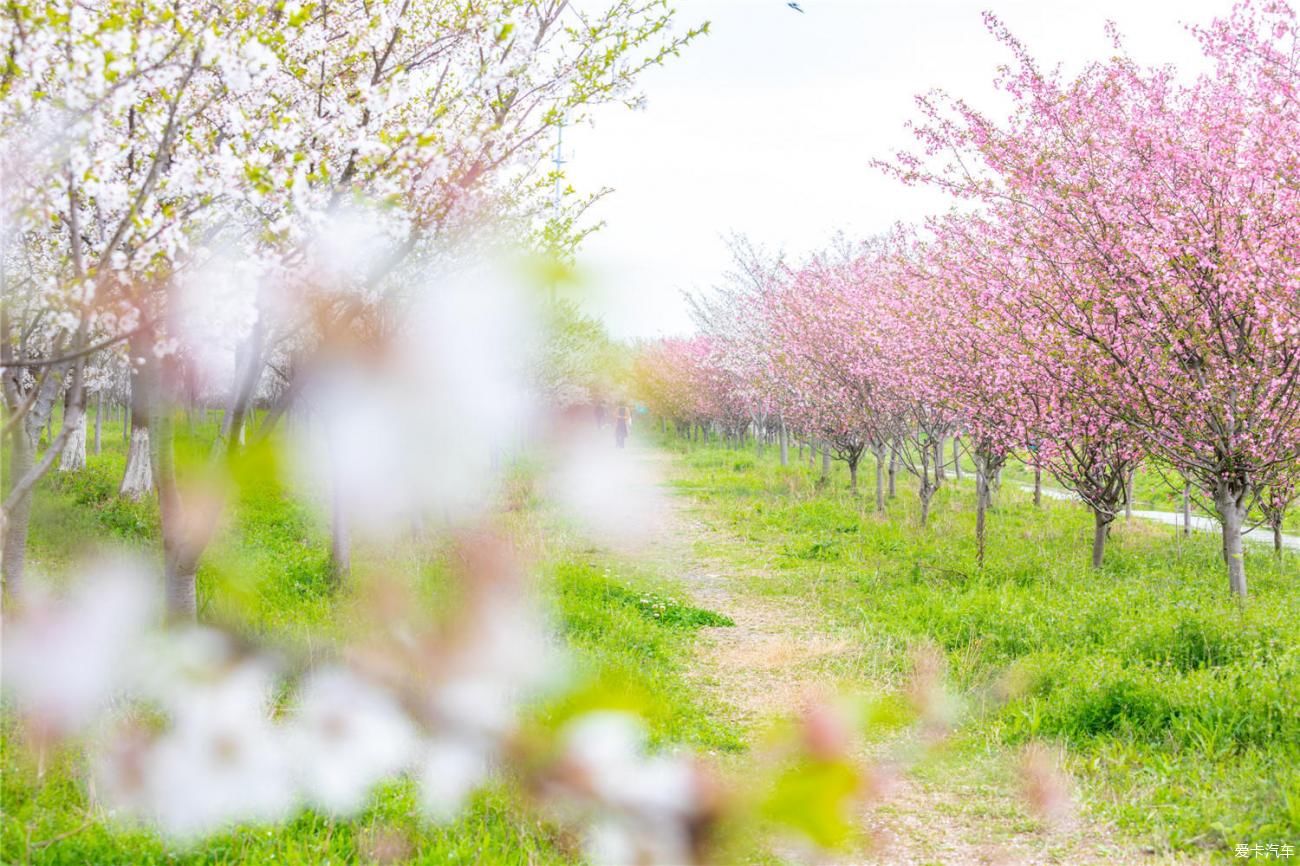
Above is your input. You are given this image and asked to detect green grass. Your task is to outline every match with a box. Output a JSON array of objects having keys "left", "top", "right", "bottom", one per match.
[
  {"left": 663, "top": 431, "right": 1300, "bottom": 858},
  {"left": 1, "top": 413, "right": 736, "bottom": 865},
  {"left": 7, "top": 413, "right": 1297, "bottom": 862}
]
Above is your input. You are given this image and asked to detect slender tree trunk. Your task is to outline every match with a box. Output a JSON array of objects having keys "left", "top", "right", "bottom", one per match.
[
  {"left": 1033, "top": 464, "right": 1042, "bottom": 508},
  {"left": 975, "top": 468, "right": 989, "bottom": 569},
  {"left": 120, "top": 353, "right": 153, "bottom": 498},
  {"left": 2, "top": 361, "right": 68, "bottom": 599},
  {"left": 93, "top": 391, "right": 103, "bottom": 455},
  {"left": 808, "top": 442, "right": 816, "bottom": 469},
  {"left": 160, "top": 320, "right": 266, "bottom": 620},
  {"left": 919, "top": 484, "right": 933, "bottom": 527},
  {"left": 821, "top": 446, "right": 831, "bottom": 483},
  {"left": 888, "top": 447, "right": 897, "bottom": 499},
  {"left": 1182, "top": 482, "right": 1192, "bottom": 537},
  {"left": 1125, "top": 470, "right": 1134, "bottom": 520},
  {"left": 934, "top": 436, "right": 945, "bottom": 485},
  {"left": 797, "top": 440, "right": 804, "bottom": 463},
  {"left": 874, "top": 450, "right": 885, "bottom": 514},
  {"left": 57, "top": 390, "right": 87, "bottom": 472},
  {"left": 779, "top": 421, "right": 789, "bottom": 467},
  {"left": 1213, "top": 483, "right": 1248, "bottom": 598},
  {"left": 123, "top": 401, "right": 131, "bottom": 444},
  {"left": 848, "top": 457, "right": 858, "bottom": 495},
  {"left": 2, "top": 426, "right": 35, "bottom": 597},
  {"left": 952, "top": 436, "right": 962, "bottom": 481},
  {"left": 1091, "top": 509, "right": 1111, "bottom": 569},
  {"left": 153, "top": 409, "right": 199, "bottom": 620}
]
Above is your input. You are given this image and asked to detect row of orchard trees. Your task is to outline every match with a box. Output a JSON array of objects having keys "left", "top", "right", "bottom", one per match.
[
  {"left": 1, "top": 0, "right": 703, "bottom": 615},
  {"left": 637, "top": 3, "right": 1300, "bottom": 598}
]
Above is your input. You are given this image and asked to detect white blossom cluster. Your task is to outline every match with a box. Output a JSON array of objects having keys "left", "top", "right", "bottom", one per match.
[{"left": 2, "top": 554, "right": 710, "bottom": 865}]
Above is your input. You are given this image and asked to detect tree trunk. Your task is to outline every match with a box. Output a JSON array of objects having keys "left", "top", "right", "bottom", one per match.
[
  {"left": 2, "top": 426, "right": 35, "bottom": 597},
  {"left": 120, "top": 422, "right": 153, "bottom": 498},
  {"left": 848, "top": 457, "right": 858, "bottom": 495},
  {"left": 166, "top": 568, "right": 198, "bottom": 619},
  {"left": 153, "top": 402, "right": 200, "bottom": 620},
  {"left": 57, "top": 401, "right": 87, "bottom": 472},
  {"left": 1182, "top": 482, "right": 1192, "bottom": 537},
  {"left": 1033, "top": 464, "right": 1042, "bottom": 507},
  {"left": 93, "top": 391, "right": 103, "bottom": 455},
  {"left": 917, "top": 446, "right": 934, "bottom": 527},
  {"left": 1213, "top": 483, "right": 1248, "bottom": 598},
  {"left": 779, "top": 422, "right": 789, "bottom": 467},
  {"left": 919, "top": 484, "right": 933, "bottom": 528},
  {"left": 1091, "top": 509, "right": 1111, "bottom": 569},
  {"left": 952, "top": 436, "right": 962, "bottom": 481},
  {"left": 975, "top": 469, "right": 989, "bottom": 569},
  {"left": 123, "top": 401, "right": 131, "bottom": 443},
  {"left": 887, "top": 447, "right": 897, "bottom": 499},
  {"left": 874, "top": 450, "right": 885, "bottom": 513},
  {"left": 808, "top": 442, "right": 816, "bottom": 469},
  {"left": 934, "top": 436, "right": 945, "bottom": 485},
  {"left": 120, "top": 355, "right": 153, "bottom": 498},
  {"left": 821, "top": 447, "right": 831, "bottom": 483},
  {"left": 797, "top": 440, "right": 804, "bottom": 463},
  {"left": 3, "top": 366, "right": 65, "bottom": 599}
]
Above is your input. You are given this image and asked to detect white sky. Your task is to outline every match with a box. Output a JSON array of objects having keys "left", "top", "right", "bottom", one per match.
[{"left": 563, "top": 0, "right": 1228, "bottom": 339}]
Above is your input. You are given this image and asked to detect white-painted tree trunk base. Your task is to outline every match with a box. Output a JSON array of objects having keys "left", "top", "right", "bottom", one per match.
[
  {"left": 58, "top": 413, "right": 87, "bottom": 472},
  {"left": 120, "top": 428, "right": 153, "bottom": 498},
  {"left": 166, "top": 569, "right": 198, "bottom": 620}
]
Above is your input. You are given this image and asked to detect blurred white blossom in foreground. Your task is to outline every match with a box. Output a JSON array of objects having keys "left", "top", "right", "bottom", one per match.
[
  {"left": 2, "top": 560, "right": 157, "bottom": 735},
  {"left": 292, "top": 257, "right": 540, "bottom": 537},
  {"left": 548, "top": 426, "right": 668, "bottom": 549}
]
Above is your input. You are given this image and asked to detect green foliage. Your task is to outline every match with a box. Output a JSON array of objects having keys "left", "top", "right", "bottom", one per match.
[{"left": 760, "top": 758, "right": 861, "bottom": 850}]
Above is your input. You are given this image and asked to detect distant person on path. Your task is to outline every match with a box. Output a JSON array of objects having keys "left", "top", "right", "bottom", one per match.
[{"left": 615, "top": 404, "right": 631, "bottom": 449}]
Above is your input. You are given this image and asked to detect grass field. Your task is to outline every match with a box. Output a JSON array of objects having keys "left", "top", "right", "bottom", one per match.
[
  {"left": 667, "top": 434, "right": 1299, "bottom": 857},
  {"left": 1, "top": 412, "right": 738, "bottom": 865},
  {"left": 3, "top": 414, "right": 1297, "bottom": 863}
]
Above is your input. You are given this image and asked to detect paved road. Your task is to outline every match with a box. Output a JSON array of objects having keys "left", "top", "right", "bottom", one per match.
[{"left": 1024, "top": 485, "right": 1300, "bottom": 552}]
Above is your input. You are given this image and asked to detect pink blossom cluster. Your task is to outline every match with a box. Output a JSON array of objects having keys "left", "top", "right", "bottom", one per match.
[{"left": 640, "top": 2, "right": 1300, "bottom": 595}]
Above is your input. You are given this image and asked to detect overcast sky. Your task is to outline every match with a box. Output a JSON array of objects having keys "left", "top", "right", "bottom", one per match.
[{"left": 562, "top": 0, "right": 1229, "bottom": 339}]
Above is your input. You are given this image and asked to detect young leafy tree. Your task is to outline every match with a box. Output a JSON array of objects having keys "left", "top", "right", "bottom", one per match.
[{"left": 2, "top": 0, "right": 706, "bottom": 614}]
